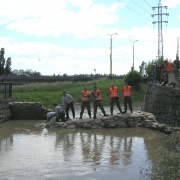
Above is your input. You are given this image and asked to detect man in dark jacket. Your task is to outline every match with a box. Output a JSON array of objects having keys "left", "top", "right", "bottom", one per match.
[{"left": 173, "top": 55, "right": 180, "bottom": 83}]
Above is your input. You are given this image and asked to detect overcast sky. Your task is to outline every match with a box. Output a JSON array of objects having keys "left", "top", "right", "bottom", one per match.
[{"left": 0, "top": 0, "right": 180, "bottom": 75}]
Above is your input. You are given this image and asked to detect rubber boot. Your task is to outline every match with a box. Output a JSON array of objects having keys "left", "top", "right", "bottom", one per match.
[
  {"left": 88, "top": 113, "right": 91, "bottom": 118},
  {"left": 79, "top": 112, "right": 83, "bottom": 119},
  {"left": 102, "top": 109, "right": 108, "bottom": 116},
  {"left": 118, "top": 107, "right": 123, "bottom": 114}
]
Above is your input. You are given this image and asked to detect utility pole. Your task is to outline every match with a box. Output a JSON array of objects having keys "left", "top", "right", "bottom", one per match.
[
  {"left": 151, "top": 0, "right": 169, "bottom": 60},
  {"left": 107, "top": 33, "right": 117, "bottom": 79},
  {"left": 177, "top": 37, "right": 179, "bottom": 58},
  {"left": 130, "top": 40, "right": 138, "bottom": 71}
]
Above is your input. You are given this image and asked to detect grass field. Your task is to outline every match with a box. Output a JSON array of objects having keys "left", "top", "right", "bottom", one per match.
[{"left": 12, "top": 78, "right": 147, "bottom": 109}]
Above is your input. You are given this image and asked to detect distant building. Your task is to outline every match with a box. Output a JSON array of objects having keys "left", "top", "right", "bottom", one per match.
[
  {"left": 13, "top": 69, "right": 18, "bottom": 75},
  {"left": 18, "top": 69, "right": 24, "bottom": 75}
]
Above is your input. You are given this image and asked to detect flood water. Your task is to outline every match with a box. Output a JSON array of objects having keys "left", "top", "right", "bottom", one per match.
[{"left": 0, "top": 120, "right": 165, "bottom": 180}]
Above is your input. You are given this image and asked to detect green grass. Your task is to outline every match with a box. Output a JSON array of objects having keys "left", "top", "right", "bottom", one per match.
[{"left": 12, "top": 78, "right": 147, "bottom": 109}]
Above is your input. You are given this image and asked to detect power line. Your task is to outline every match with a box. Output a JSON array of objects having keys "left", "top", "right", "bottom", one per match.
[
  {"left": 117, "top": 0, "right": 151, "bottom": 22},
  {"left": 144, "top": 0, "right": 152, "bottom": 8},
  {"left": 130, "top": 0, "right": 151, "bottom": 14}
]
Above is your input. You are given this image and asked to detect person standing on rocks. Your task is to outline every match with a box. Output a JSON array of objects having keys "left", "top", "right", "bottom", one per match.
[
  {"left": 62, "top": 91, "right": 75, "bottom": 119},
  {"left": 53, "top": 103, "right": 65, "bottom": 122},
  {"left": 161, "top": 60, "right": 176, "bottom": 86},
  {"left": 91, "top": 85, "right": 108, "bottom": 119},
  {"left": 122, "top": 82, "right": 133, "bottom": 114},
  {"left": 108, "top": 83, "right": 123, "bottom": 115},
  {"left": 79, "top": 86, "right": 91, "bottom": 119},
  {"left": 173, "top": 55, "right": 180, "bottom": 83}
]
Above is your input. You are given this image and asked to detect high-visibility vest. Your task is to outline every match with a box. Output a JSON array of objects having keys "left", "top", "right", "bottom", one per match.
[
  {"left": 109, "top": 86, "right": 118, "bottom": 98},
  {"left": 82, "top": 90, "right": 90, "bottom": 101},
  {"left": 123, "top": 86, "right": 131, "bottom": 97},
  {"left": 165, "top": 62, "right": 174, "bottom": 71},
  {"left": 93, "top": 89, "right": 102, "bottom": 101}
]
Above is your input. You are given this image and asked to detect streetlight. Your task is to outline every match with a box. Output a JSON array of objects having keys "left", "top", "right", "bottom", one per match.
[
  {"left": 130, "top": 40, "right": 138, "bottom": 71},
  {"left": 107, "top": 33, "right": 118, "bottom": 78}
]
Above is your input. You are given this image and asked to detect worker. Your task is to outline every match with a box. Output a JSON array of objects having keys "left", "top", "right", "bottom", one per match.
[
  {"left": 62, "top": 91, "right": 75, "bottom": 119},
  {"left": 122, "top": 82, "right": 133, "bottom": 114},
  {"left": 46, "top": 111, "right": 56, "bottom": 123},
  {"left": 79, "top": 86, "right": 91, "bottom": 119},
  {"left": 108, "top": 83, "right": 123, "bottom": 115},
  {"left": 173, "top": 55, "right": 180, "bottom": 83},
  {"left": 161, "top": 60, "right": 176, "bottom": 86},
  {"left": 53, "top": 103, "right": 65, "bottom": 122},
  {"left": 91, "top": 85, "right": 108, "bottom": 119}
]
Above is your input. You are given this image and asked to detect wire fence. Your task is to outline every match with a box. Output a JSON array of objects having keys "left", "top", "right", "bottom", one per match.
[{"left": 0, "top": 83, "right": 12, "bottom": 100}]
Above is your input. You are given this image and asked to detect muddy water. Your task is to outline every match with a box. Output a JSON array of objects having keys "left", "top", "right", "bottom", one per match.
[{"left": 0, "top": 119, "right": 165, "bottom": 180}]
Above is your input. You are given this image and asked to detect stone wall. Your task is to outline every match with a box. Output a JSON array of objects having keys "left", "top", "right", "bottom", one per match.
[
  {"left": 44, "top": 111, "right": 180, "bottom": 134},
  {"left": 142, "top": 82, "right": 180, "bottom": 127},
  {"left": 0, "top": 100, "right": 12, "bottom": 123},
  {"left": 9, "top": 102, "right": 49, "bottom": 120}
]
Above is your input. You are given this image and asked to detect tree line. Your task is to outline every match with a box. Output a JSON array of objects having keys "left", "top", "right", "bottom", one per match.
[{"left": 0, "top": 47, "right": 41, "bottom": 76}]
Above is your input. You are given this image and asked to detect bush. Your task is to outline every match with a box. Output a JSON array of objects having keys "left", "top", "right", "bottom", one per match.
[{"left": 124, "top": 70, "right": 142, "bottom": 86}]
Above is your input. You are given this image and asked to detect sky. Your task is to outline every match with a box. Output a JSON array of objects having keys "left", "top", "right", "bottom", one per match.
[{"left": 0, "top": 0, "right": 180, "bottom": 76}]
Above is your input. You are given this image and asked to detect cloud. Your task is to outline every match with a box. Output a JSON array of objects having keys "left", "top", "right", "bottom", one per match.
[
  {"left": 4, "top": 1, "right": 123, "bottom": 39},
  {"left": 162, "top": 0, "right": 180, "bottom": 8}
]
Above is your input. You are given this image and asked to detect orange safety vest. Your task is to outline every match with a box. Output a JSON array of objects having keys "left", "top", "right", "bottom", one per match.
[
  {"left": 165, "top": 62, "right": 174, "bottom": 71},
  {"left": 109, "top": 86, "right": 118, "bottom": 98},
  {"left": 82, "top": 90, "right": 90, "bottom": 101},
  {"left": 93, "top": 89, "right": 102, "bottom": 101},
  {"left": 123, "top": 86, "right": 131, "bottom": 97}
]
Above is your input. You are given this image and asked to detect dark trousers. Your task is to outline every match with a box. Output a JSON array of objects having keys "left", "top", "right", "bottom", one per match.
[
  {"left": 123, "top": 97, "right": 132, "bottom": 112},
  {"left": 110, "top": 97, "right": 122, "bottom": 114},
  {"left": 65, "top": 102, "right": 75, "bottom": 119},
  {"left": 56, "top": 112, "right": 65, "bottom": 122},
  {"left": 174, "top": 69, "right": 179, "bottom": 82},
  {"left": 80, "top": 101, "right": 91, "bottom": 118},
  {"left": 94, "top": 100, "right": 106, "bottom": 118}
]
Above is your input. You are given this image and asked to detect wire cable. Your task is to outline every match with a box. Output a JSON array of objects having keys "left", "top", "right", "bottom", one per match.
[
  {"left": 144, "top": 0, "right": 152, "bottom": 8},
  {"left": 117, "top": 0, "right": 151, "bottom": 22},
  {"left": 130, "top": 0, "right": 151, "bottom": 14}
]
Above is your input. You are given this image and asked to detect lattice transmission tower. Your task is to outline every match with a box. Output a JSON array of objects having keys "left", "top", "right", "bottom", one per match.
[{"left": 151, "top": 0, "right": 169, "bottom": 60}]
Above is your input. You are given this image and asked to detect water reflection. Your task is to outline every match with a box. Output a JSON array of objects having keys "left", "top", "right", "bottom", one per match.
[{"left": 0, "top": 120, "right": 165, "bottom": 180}]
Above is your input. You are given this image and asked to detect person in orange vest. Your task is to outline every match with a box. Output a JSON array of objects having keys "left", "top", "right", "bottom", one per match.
[
  {"left": 91, "top": 85, "right": 108, "bottom": 119},
  {"left": 79, "top": 86, "right": 91, "bottom": 119},
  {"left": 108, "top": 83, "right": 123, "bottom": 115},
  {"left": 162, "top": 60, "right": 176, "bottom": 86},
  {"left": 122, "top": 82, "right": 132, "bottom": 114}
]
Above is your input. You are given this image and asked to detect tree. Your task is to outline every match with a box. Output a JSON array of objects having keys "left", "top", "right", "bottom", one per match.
[
  {"left": 0, "top": 48, "right": 12, "bottom": 75},
  {"left": 24, "top": 69, "right": 41, "bottom": 76},
  {"left": 4, "top": 57, "right": 12, "bottom": 75},
  {"left": 124, "top": 70, "right": 142, "bottom": 86},
  {"left": 145, "top": 57, "right": 164, "bottom": 80},
  {"left": 0, "top": 48, "right": 5, "bottom": 75}
]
